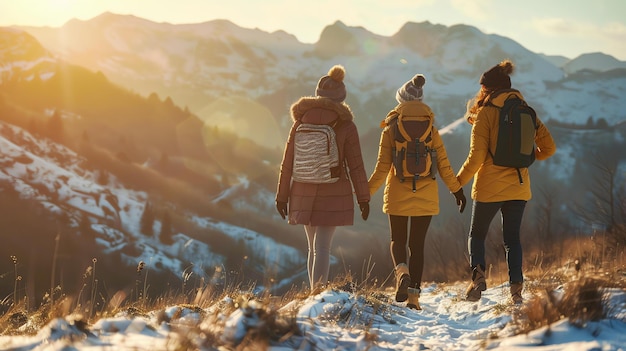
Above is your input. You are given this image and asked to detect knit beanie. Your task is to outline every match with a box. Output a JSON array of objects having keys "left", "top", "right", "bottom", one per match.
[
  {"left": 315, "top": 65, "right": 347, "bottom": 102},
  {"left": 396, "top": 74, "right": 426, "bottom": 104},
  {"left": 479, "top": 59, "right": 514, "bottom": 89}
]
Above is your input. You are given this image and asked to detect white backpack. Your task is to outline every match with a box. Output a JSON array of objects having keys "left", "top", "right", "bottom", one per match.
[{"left": 292, "top": 122, "right": 341, "bottom": 184}]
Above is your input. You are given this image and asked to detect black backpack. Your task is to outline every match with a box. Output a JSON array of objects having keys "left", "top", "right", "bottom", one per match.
[{"left": 489, "top": 94, "right": 538, "bottom": 184}]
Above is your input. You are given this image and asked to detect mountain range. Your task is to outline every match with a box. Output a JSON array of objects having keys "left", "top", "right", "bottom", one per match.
[
  {"left": 14, "top": 13, "right": 626, "bottom": 144},
  {"left": 1, "top": 12, "right": 625, "bottom": 304}
]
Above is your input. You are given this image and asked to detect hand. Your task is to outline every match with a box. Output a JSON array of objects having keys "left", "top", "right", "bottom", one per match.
[
  {"left": 359, "top": 202, "right": 370, "bottom": 221},
  {"left": 453, "top": 188, "right": 466, "bottom": 213},
  {"left": 276, "top": 201, "right": 288, "bottom": 220}
]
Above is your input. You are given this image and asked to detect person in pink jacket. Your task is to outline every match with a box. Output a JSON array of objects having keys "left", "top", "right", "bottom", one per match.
[{"left": 276, "top": 65, "right": 370, "bottom": 290}]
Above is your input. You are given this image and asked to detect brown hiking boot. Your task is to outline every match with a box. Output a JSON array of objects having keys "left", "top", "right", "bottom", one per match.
[
  {"left": 465, "top": 266, "right": 486, "bottom": 302},
  {"left": 407, "top": 287, "right": 421, "bottom": 310},
  {"left": 394, "top": 264, "right": 411, "bottom": 302},
  {"left": 510, "top": 282, "right": 523, "bottom": 304}
]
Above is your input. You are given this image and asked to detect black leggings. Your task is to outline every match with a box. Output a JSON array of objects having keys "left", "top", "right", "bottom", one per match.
[{"left": 389, "top": 215, "right": 432, "bottom": 288}]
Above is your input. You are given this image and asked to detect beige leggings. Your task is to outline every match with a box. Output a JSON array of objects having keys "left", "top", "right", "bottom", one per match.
[{"left": 304, "top": 225, "right": 336, "bottom": 289}]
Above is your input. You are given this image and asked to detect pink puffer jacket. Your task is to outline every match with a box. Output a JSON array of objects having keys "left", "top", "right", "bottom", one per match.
[{"left": 276, "top": 97, "right": 370, "bottom": 226}]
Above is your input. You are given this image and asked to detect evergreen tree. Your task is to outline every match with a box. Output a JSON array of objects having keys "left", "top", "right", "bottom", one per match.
[
  {"left": 160, "top": 210, "right": 173, "bottom": 244},
  {"left": 47, "top": 109, "right": 64, "bottom": 142},
  {"left": 158, "top": 151, "right": 170, "bottom": 169},
  {"left": 140, "top": 202, "right": 154, "bottom": 236},
  {"left": 96, "top": 170, "right": 110, "bottom": 185}
]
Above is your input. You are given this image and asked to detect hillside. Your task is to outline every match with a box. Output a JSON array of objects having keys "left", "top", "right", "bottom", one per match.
[
  {"left": 1, "top": 15, "right": 625, "bottom": 307},
  {"left": 16, "top": 14, "right": 626, "bottom": 138},
  {"left": 1, "top": 272, "right": 625, "bottom": 350}
]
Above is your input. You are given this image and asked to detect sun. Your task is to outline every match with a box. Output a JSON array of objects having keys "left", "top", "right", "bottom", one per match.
[{"left": 1, "top": 0, "right": 107, "bottom": 27}]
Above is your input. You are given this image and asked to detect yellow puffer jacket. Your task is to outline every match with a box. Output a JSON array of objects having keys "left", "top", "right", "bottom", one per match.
[
  {"left": 368, "top": 101, "right": 462, "bottom": 216},
  {"left": 456, "top": 90, "right": 556, "bottom": 202}
]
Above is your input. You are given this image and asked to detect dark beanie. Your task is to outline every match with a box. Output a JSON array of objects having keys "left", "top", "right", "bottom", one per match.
[
  {"left": 396, "top": 74, "right": 426, "bottom": 104},
  {"left": 315, "top": 65, "right": 347, "bottom": 102},
  {"left": 479, "top": 59, "right": 514, "bottom": 89}
]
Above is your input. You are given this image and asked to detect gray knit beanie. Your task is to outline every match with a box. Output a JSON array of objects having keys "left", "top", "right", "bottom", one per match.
[{"left": 396, "top": 74, "right": 426, "bottom": 103}]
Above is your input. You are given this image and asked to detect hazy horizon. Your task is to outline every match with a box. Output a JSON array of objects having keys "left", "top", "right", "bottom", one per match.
[{"left": 2, "top": 0, "right": 625, "bottom": 61}]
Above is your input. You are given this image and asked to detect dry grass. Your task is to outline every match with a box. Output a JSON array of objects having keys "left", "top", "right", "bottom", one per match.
[
  {"left": 1, "top": 234, "right": 625, "bottom": 349},
  {"left": 0, "top": 266, "right": 394, "bottom": 350},
  {"left": 511, "top": 270, "right": 626, "bottom": 335}
]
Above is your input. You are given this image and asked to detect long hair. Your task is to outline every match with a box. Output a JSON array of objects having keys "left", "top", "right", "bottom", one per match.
[
  {"left": 464, "top": 87, "right": 497, "bottom": 123},
  {"left": 465, "top": 60, "right": 515, "bottom": 123}
]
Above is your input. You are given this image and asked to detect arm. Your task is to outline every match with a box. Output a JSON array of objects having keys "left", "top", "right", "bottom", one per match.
[
  {"left": 431, "top": 127, "right": 461, "bottom": 193},
  {"left": 344, "top": 122, "right": 370, "bottom": 204},
  {"left": 534, "top": 117, "right": 556, "bottom": 160},
  {"left": 456, "top": 108, "right": 492, "bottom": 186},
  {"left": 367, "top": 127, "right": 393, "bottom": 196},
  {"left": 276, "top": 123, "right": 297, "bottom": 203}
]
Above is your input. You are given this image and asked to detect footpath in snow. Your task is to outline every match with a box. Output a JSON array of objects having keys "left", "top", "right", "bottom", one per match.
[{"left": 1, "top": 281, "right": 625, "bottom": 350}]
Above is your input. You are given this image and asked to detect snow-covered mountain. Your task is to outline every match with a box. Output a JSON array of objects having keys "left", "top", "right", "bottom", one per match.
[
  {"left": 16, "top": 13, "right": 626, "bottom": 142},
  {"left": 1, "top": 14, "right": 625, "bottom": 304},
  {"left": 562, "top": 52, "right": 626, "bottom": 74},
  {"left": 0, "top": 28, "right": 57, "bottom": 81},
  {"left": 0, "top": 119, "right": 304, "bottom": 293}
]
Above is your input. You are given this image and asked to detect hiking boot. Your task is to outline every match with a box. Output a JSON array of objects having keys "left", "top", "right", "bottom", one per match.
[
  {"left": 407, "top": 287, "right": 421, "bottom": 310},
  {"left": 394, "top": 264, "right": 411, "bottom": 302},
  {"left": 510, "top": 282, "right": 523, "bottom": 304},
  {"left": 465, "top": 266, "right": 486, "bottom": 302}
]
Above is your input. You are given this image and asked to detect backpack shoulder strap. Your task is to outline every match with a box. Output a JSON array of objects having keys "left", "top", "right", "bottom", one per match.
[
  {"left": 395, "top": 114, "right": 433, "bottom": 142},
  {"left": 381, "top": 110, "right": 399, "bottom": 128}
]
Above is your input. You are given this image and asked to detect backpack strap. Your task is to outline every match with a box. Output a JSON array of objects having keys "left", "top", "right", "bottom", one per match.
[
  {"left": 429, "top": 145, "right": 438, "bottom": 180},
  {"left": 396, "top": 114, "right": 433, "bottom": 142}
]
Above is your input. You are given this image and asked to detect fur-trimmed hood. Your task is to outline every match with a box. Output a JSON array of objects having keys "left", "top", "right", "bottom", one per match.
[{"left": 290, "top": 96, "right": 354, "bottom": 122}]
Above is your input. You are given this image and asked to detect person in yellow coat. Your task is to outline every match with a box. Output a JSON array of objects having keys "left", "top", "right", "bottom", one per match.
[
  {"left": 368, "top": 74, "right": 466, "bottom": 308},
  {"left": 457, "top": 59, "right": 556, "bottom": 304}
]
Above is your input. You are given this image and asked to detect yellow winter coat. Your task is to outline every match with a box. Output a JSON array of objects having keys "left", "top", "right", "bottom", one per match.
[
  {"left": 456, "top": 90, "right": 556, "bottom": 202},
  {"left": 368, "top": 101, "right": 462, "bottom": 216}
]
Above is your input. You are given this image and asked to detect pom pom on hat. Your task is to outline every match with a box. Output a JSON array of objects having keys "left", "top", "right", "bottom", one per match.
[
  {"left": 327, "top": 65, "right": 345, "bottom": 82},
  {"left": 480, "top": 59, "right": 515, "bottom": 89},
  {"left": 396, "top": 74, "right": 426, "bottom": 104},
  {"left": 316, "top": 65, "right": 347, "bottom": 102}
]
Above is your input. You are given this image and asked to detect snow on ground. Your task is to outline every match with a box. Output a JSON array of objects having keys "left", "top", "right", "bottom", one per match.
[{"left": 2, "top": 281, "right": 625, "bottom": 350}]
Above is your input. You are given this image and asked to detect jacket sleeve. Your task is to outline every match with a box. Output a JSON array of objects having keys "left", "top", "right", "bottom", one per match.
[
  {"left": 367, "top": 127, "right": 393, "bottom": 196},
  {"left": 275, "top": 123, "right": 297, "bottom": 202},
  {"left": 344, "top": 122, "right": 371, "bottom": 203},
  {"left": 456, "top": 107, "right": 492, "bottom": 187},
  {"left": 534, "top": 117, "right": 556, "bottom": 161},
  {"left": 432, "top": 127, "right": 461, "bottom": 193}
]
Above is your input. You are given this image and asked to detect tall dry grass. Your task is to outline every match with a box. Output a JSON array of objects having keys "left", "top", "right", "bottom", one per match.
[{"left": 0, "top": 231, "right": 624, "bottom": 350}]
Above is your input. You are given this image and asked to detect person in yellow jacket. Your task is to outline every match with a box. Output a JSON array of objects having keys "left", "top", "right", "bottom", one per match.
[
  {"left": 368, "top": 74, "right": 466, "bottom": 309},
  {"left": 456, "top": 59, "right": 556, "bottom": 304}
]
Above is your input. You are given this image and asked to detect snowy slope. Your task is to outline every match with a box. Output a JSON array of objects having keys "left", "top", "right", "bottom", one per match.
[
  {"left": 14, "top": 14, "right": 626, "bottom": 134},
  {"left": 0, "top": 120, "right": 304, "bottom": 284},
  {"left": 1, "top": 279, "right": 624, "bottom": 350}
]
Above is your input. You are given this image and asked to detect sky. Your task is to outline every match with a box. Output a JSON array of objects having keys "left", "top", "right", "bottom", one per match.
[
  {"left": 2, "top": 281, "right": 625, "bottom": 350},
  {"left": 1, "top": 0, "right": 625, "bottom": 61}
]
